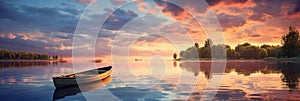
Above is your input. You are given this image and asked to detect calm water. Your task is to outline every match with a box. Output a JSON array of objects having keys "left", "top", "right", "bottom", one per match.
[{"left": 0, "top": 60, "right": 300, "bottom": 101}]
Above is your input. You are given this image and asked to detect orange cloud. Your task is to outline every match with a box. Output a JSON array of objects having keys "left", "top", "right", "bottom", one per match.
[
  {"left": 136, "top": 0, "right": 156, "bottom": 14},
  {"left": 97, "top": 0, "right": 300, "bottom": 59},
  {"left": 7, "top": 33, "right": 16, "bottom": 39},
  {"left": 17, "top": 32, "right": 48, "bottom": 43},
  {"left": 53, "top": 43, "right": 73, "bottom": 51},
  {"left": 129, "top": 40, "right": 178, "bottom": 60}
]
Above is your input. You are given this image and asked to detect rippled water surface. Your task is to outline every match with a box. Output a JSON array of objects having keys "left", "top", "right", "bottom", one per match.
[{"left": 0, "top": 60, "right": 300, "bottom": 101}]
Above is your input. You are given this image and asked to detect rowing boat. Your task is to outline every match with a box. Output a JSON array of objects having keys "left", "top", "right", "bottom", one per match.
[
  {"left": 53, "top": 76, "right": 112, "bottom": 100},
  {"left": 52, "top": 66, "right": 112, "bottom": 88}
]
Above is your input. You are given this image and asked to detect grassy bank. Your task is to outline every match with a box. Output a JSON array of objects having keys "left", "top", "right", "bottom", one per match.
[{"left": 177, "top": 57, "right": 300, "bottom": 62}]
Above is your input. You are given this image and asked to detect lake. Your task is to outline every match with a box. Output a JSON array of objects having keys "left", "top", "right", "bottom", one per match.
[{"left": 0, "top": 60, "right": 300, "bottom": 101}]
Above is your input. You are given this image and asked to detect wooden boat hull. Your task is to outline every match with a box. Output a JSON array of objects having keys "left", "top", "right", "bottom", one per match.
[
  {"left": 53, "top": 76, "right": 112, "bottom": 100},
  {"left": 52, "top": 66, "right": 112, "bottom": 88}
]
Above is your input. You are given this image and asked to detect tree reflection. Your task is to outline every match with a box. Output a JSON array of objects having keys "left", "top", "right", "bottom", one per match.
[
  {"left": 180, "top": 61, "right": 279, "bottom": 79},
  {"left": 180, "top": 61, "right": 300, "bottom": 91},
  {"left": 0, "top": 61, "right": 65, "bottom": 68},
  {"left": 275, "top": 62, "right": 300, "bottom": 92},
  {"left": 173, "top": 61, "right": 177, "bottom": 68},
  {"left": 0, "top": 61, "right": 49, "bottom": 68}
]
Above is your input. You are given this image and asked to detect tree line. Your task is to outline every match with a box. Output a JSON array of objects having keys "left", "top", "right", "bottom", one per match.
[
  {"left": 175, "top": 26, "right": 300, "bottom": 60},
  {"left": 0, "top": 50, "right": 55, "bottom": 60}
]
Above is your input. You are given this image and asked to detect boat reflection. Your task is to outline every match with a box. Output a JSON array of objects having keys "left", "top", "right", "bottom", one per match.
[
  {"left": 180, "top": 61, "right": 300, "bottom": 91},
  {"left": 52, "top": 76, "right": 112, "bottom": 101}
]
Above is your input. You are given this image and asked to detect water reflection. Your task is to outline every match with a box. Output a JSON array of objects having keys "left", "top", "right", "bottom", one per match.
[
  {"left": 276, "top": 63, "right": 300, "bottom": 92},
  {"left": 0, "top": 61, "right": 66, "bottom": 69},
  {"left": 180, "top": 61, "right": 280, "bottom": 77},
  {"left": 1, "top": 61, "right": 300, "bottom": 100},
  {"left": 173, "top": 61, "right": 177, "bottom": 68},
  {"left": 108, "top": 87, "right": 167, "bottom": 101},
  {"left": 53, "top": 76, "right": 112, "bottom": 100},
  {"left": 180, "top": 61, "right": 300, "bottom": 93}
]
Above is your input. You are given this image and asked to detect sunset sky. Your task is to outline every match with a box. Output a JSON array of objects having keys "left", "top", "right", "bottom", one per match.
[{"left": 0, "top": 0, "right": 300, "bottom": 59}]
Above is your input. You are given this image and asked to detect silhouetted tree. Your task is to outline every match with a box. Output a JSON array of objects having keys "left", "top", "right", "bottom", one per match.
[
  {"left": 234, "top": 52, "right": 241, "bottom": 59},
  {"left": 179, "top": 51, "right": 184, "bottom": 58},
  {"left": 177, "top": 40, "right": 283, "bottom": 59},
  {"left": 211, "top": 44, "right": 226, "bottom": 59},
  {"left": 194, "top": 43, "right": 199, "bottom": 48},
  {"left": 281, "top": 26, "right": 300, "bottom": 58},
  {"left": 204, "top": 39, "right": 213, "bottom": 48},
  {"left": 261, "top": 44, "right": 280, "bottom": 57},
  {"left": 261, "top": 44, "right": 271, "bottom": 49},
  {"left": 173, "top": 53, "right": 177, "bottom": 60},
  {"left": 258, "top": 48, "right": 268, "bottom": 59},
  {"left": 201, "top": 47, "right": 211, "bottom": 58}
]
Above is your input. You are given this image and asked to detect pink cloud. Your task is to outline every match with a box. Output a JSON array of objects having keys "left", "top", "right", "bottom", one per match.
[
  {"left": 0, "top": 34, "right": 5, "bottom": 38},
  {"left": 76, "top": 0, "right": 95, "bottom": 5},
  {"left": 7, "top": 33, "right": 16, "bottom": 39}
]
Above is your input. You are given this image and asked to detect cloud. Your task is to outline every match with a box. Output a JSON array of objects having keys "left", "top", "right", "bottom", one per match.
[
  {"left": 7, "top": 33, "right": 16, "bottom": 39},
  {"left": 0, "top": 1, "right": 82, "bottom": 56},
  {"left": 206, "top": 0, "right": 248, "bottom": 6},
  {"left": 116, "top": 14, "right": 170, "bottom": 34},
  {"left": 76, "top": 0, "right": 95, "bottom": 5},
  {"left": 0, "top": 34, "right": 4, "bottom": 38},
  {"left": 154, "top": 0, "right": 210, "bottom": 14},
  {"left": 153, "top": 0, "right": 196, "bottom": 18},
  {"left": 135, "top": 34, "right": 164, "bottom": 43},
  {"left": 94, "top": 0, "right": 300, "bottom": 51},
  {"left": 205, "top": 0, "right": 222, "bottom": 6},
  {"left": 201, "top": 0, "right": 300, "bottom": 47},
  {"left": 0, "top": 33, "right": 16, "bottom": 39},
  {"left": 248, "top": 13, "right": 272, "bottom": 22},
  {"left": 287, "top": 0, "right": 300, "bottom": 16},
  {"left": 110, "top": 0, "right": 126, "bottom": 5},
  {"left": 294, "top": 1, "right": 300, "bottom": 13},
  {"left": 217, "top": 13, "right": 246, "bottom": 30},
  {"left": 95, "top": 37, "right": 113, "bottom": 57},
  {"left": 53, "top": 43, "right": 73, "bottom": 51},
  {"left": 248, "top": 34, "right": 261, "bottom": 37},
  {"left": 136, "top": 0, "right": 157, "bottom": 14},
  {"left": 223, "top": 0, "right": 248, "bottom": 5},
  {"left": 102, "top": 8, "right": 138, "bottom": 30},
  {"left": 160, "top": 1, "right": 185, "bottom": 16},
  {"left": 98, "top": 29, "right": 117, "bottom": 38},
  {"left": 2, "top": 0, "right": 300, "bottom": 58},
  {"left": 0, "top": 31, "right": 73, "bottom": 56},
  {"left": 0, "top": 35, "right": 71, "bottom": 56},
  {"left": 0, "top": 1, "right": 80, "bottom": 34}
]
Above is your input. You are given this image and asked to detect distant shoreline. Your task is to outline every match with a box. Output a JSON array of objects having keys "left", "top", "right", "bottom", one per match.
[
  {"left": 0, "top": 60, "right": 67, "bottom": 62},
  {"left": 0, "top": 60, "right": 50, "bottom": 61}
]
